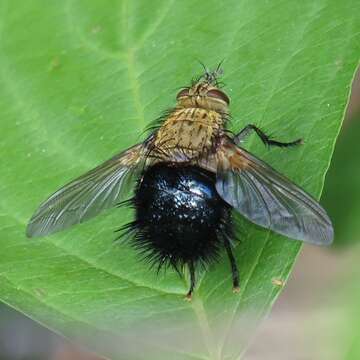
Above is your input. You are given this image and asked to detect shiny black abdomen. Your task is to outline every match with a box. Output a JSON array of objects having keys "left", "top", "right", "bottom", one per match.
[{"left": 124, "top": 163, "right": 233, "bottom": 270}]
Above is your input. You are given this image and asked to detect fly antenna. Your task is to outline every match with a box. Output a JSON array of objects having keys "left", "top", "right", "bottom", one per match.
[
  {"left": 197, "top": 59, "right": 208, "bottom": 74},
  {"left": 216, "top": 59, "right": 225, "bottom": 75}
]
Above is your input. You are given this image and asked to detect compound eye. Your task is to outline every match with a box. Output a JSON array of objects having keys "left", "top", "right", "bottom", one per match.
[
  {"left": 207, "top": 89, "right": 230, "bottom": 104},
  {"left": 176, "top": 88, "right": 189, "bottom": 99}
]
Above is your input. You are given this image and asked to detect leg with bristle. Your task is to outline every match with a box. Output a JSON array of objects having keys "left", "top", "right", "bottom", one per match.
[
  {"left": 185, "top": 262, "right": 196, "bottom": 301},
  {"left": 223, "top": 236, "right": 240, "bottom": 293},
  {"left": 234, "top": 124, "right": 303, "bottom": 148}
]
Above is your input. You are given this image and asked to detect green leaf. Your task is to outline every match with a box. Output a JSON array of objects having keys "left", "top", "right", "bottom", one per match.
[{"left": 0, "top": 1, "right": 358, "bottom": 359}]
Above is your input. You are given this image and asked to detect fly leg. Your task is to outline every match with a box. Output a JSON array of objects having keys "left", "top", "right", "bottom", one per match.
[
  {"left": 223, "top": 236, "right": 240, "bottom": 293},
  {"left": 185, "top": 261, "right": 196, "bottom": 300},
  {"left": 234, "top": 124, "right": 303, "bottom": 148}
]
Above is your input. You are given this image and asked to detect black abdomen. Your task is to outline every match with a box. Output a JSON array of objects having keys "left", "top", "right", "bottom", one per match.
[{"left": 122, "top": 163, "right": 233, "bottom": 271}]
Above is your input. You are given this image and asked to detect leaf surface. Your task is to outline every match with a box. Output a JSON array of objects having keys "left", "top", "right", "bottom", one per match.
[{"left": 0, "top": 1, "right": 359, "bottom": 359}]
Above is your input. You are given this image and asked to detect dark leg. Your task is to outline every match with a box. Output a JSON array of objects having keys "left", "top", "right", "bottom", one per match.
[
  {"left": 185, "top": 262, "right": 196, "bottom": 300},
  {"left": 234, "top": 124, "right": 303, "bottom": 148},
  {"left": 223, "top": 237, "right": 240, "bottom": 293}
]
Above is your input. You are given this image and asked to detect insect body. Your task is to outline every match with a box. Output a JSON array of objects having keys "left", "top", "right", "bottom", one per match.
[
  {"left": 123, "top": 163, "right": 234, "bottom": 297},
  {"left": 26, "top": 66, "right": 333, "bottom": 299}
]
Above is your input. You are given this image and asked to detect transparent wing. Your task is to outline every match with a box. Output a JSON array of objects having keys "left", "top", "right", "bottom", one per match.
[
  {"left": 215, "top": 138, "right": 333, "bottom": 245},
  {"left": 27, "top": 141, "right": 151, "bottom": 238}
]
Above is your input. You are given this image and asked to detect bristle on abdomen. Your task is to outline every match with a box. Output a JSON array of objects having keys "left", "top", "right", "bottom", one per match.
[{"left": 119, "top": 163, "right": 234, "bottom": 273}]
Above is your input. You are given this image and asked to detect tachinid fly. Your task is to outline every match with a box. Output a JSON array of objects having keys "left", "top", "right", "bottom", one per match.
[{"left": 26, "top": 65, "right": 334, "bottom": 299}]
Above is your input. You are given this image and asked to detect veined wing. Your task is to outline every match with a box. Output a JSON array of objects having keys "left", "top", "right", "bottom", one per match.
[
  {"left": 26, "top": 140, "right": 152, "bottom": 238},
  {"left": 215, "top": 137, "right": 333, "bottom": 245}
]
